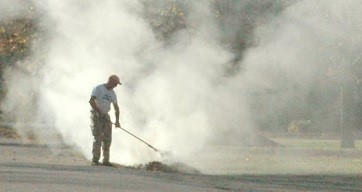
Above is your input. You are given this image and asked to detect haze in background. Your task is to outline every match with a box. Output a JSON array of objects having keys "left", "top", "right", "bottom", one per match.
[
  {"left": 1, "top": 0, "right": 361, "bottom": 172},
  {"left": 0, "top": 0, "right": 33, "bottom": 19}
]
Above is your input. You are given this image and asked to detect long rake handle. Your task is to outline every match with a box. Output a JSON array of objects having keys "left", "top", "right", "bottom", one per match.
[{"left": 110, "top": 122, "right": 159, "bottom": 152}]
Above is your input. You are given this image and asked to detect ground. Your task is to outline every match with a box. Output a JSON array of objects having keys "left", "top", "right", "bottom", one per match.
[{"left": 0, "top": 127, "right": 361, "bottom": 191}]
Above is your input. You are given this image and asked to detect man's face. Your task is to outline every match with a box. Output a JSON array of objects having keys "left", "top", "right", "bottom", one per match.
[
  {"left": 107, "top": 75, "right": 121, "bottom": 89},
  {"left": 109, "top": 81, "right": 119, "bottom": 89}
]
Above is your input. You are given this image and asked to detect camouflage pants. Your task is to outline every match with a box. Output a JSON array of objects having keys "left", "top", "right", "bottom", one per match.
[{"left": 90, "top": 111, "right": 112, "bottom": 163}]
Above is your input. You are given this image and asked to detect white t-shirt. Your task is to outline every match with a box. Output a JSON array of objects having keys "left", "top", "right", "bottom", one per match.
[{"left": 91, "top": 84, "right": 118, "bottom": 113}]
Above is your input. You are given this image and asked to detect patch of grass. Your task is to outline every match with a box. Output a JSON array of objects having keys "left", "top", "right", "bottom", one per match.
[
  {"left": 272, "top": 138, "right": 362, "bottom": 151},
  {"left": 193, "top": 139, "right": 362, "bottom": 175}
]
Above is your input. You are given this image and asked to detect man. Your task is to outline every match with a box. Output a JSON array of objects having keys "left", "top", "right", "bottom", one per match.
[{"left": 89, "top": 75, "right": 122, "bottom": 166}]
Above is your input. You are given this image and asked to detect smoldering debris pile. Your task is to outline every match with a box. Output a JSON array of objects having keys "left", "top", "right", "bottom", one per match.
[
  {"left": 145, "top": 161, "right": 201, "bottom": 174},
  {"left": 113, "top": 161, "right": 201, "bottom": 175}
]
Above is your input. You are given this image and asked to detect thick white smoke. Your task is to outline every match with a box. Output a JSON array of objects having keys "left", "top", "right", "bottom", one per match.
[{"left": 33, "top": 0, "right": 240, "bottom": 164}]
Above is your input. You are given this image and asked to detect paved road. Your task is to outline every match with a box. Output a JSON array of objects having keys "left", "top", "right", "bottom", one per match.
[
  {"left": 2, "top": 162, "right": 362, "bottom": 192},
  {"left": 1, "top": 138, "right": 361, "bottom": 192}
]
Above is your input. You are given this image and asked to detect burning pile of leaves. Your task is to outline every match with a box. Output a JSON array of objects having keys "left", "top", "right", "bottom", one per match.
[
  {"left": 144, "top": 161, "right": 202, "bottom": 174},
  {"left": 144, "top": 161, "right": 179, "bottom": 173},
  {"left": 112, "top": 161, "right": 201, "bottom": 175}
]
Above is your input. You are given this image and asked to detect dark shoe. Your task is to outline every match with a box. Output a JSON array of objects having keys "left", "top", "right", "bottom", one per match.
[
  {"left": 91, "top": 161, "right": 100, "bottom": 166},
  {"left": 102, "top": 162, "right": 114, "bottom": 167}
]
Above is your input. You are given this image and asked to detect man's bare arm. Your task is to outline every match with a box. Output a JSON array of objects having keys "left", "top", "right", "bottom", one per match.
[
  {"left": 113, "top": 103, "right": 121, "bottom": 127},
  {"left": 89, "top": 96, "right": 101, "bottom": 113}
]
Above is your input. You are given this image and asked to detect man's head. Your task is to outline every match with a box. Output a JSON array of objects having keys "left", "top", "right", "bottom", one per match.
[{"left": 106, "top": 75, "right": 122, "bottom": 89}]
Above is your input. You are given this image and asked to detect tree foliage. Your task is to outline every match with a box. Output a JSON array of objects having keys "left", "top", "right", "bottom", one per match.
[{"left": 0, "top": 18, "right": 37, "bottom": 103}]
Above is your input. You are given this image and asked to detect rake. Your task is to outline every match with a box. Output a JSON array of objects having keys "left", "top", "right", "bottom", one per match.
[{"left": 109, "top": 121, "right": 172, "bottom": 157}]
